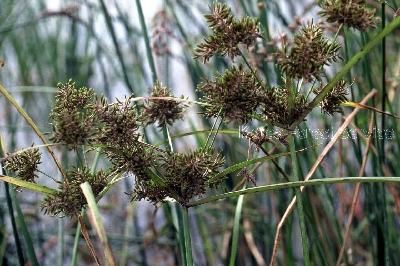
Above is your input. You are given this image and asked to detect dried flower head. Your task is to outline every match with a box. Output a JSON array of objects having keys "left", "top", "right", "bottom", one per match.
[
  {"left": 194, "top": 2, "right": 260, "bottom": 62},
  {"left": 319, "top": 0, "right": 376, "bottom": 31},
  {"left": 4, "top": 147, "right": 41, "bottom": 183},
  {"left": 132, "top": 149, "right": 224, "bottom": 206},
  {"left": 42, "top": 167, "right": 108, "bottom": 217},
  {"left": 316, "top": 80, "right": 348, "bottom": 115},
  {"left": 93, "top": 96, "right": 160, "bottom": 178},
  {"left": 95, "top": 96, "right": 140, "bottom": 148},
  {"left": 276, "top": 22, "right": 340, "bottom": 81},
  {"left": 50, "top": 80, "right": 96, "bottom": 149},
  {"left": 131, "top": 178, "right": 169, "bottom": 205},
  {"left": 260, "top": 80, "right": 307, "bottom": 127},
  {"left": 198, "top": 66, "right": 263, "bottom": 124},
  {"left": 140, "top": 81, "right": 187, "bottom": 128}
]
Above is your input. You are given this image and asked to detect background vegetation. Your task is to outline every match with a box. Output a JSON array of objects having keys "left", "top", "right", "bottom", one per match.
[{"left": 1, "top": 0, "right": 400, "bottom": 265}]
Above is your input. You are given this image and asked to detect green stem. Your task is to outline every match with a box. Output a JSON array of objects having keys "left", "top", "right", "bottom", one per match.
[
  {"left": 381, "top": 2, "right": 387, "bottom": 164},
  {"left": 0, "top": 140, "right": 25, "bottom": 265},
  {"left": 11, "top": 190, "right": 39, "bottom": 266},
  {"left": 70, "top": 222, "right": 81, "bottom": 266},
  {"left": 380, "top": 4, "right": 390, "bottom": 265},
  {"left": 182, "top": 207, "right": 193, "bottom": 266},
  {"left": 4, "top": 183, "right": 25, "bottom": 265},
  {"left": 289, "top": 135, "right": 310, "bottom": 265},
  {"left": 228, "top": 188, "right": 245, "bottom": 266},
  {"left": 187, "top": 177, "right": 400, "bottom": 207},
  {"left": 135, "top": 0, "right": 158, "bottom": 83},
  {"left": 98, "top": 0, "right": 135, "bottom": 94}
]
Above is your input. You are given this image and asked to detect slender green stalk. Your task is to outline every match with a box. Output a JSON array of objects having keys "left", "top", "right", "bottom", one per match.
[
  {"left": 70, "top": 222, "right": 81, "bottom": 266},
  {"left": 0, "top": 139, "right": 25, "bottom": 265},
  {"left": 81, "top": 182, "right": 116, "bottom": 266},
  {"left": 289, "top": 136, "right": 310, "bottom": 265},
  {"left": 3, "top": 184, "right": 24, "bottom": 265},
  {"left": 135, "top": 0, "right": 158, "bottom": 83},
  {"left": 70, "top": 150, "right": 101, "bottom": 266},
  {"left": 98, "top": 0, "right": 135, "bottom": 94},
  {"left": 173, "top": 204, "right": 187, "bottom": 265},
  {"left": 187, "top": 177, "right": 400, "bottom": 207},
  {"left": 10, "top": 190, "right": 39, "bottom": 266},
  {"left": 380, "top": 4, "right": 389, "bottom": 265},
  {"left": 182, "top": 207, "right": 193, "bottom": 266},
  {"left": 381, "top": 2, "right": 387, "bottom": 163},
  {"left": 57, "top": 219, "right": 64, "bottom": 266},
  {"left": 228, "top": 190, "right": 245, "bottom": 266}
]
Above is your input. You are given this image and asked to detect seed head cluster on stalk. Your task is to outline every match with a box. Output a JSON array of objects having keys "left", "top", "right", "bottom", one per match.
[
  {"left": 319, "top": 0, "right": 377, "bottom": 30},
  {"left": 140, "top": 81, "right": 188, "bottom": 128},
  {"left": 276, "top": 22, "right": 341, "bottom": 81},
  {"left": 3, "top": 0, "right": 378, "bottom": 218},
  {"left": 194, "top": 2, "right": 260, "bottom": 62},
  {"left": 50, "top": 80, "right": 96, "bottom": 149},
  {"left": 4, "top": 147, "right": 41, "bottom": 183},
  {"left": 42, "top": 167, "right": 108, "bottom": 217}
]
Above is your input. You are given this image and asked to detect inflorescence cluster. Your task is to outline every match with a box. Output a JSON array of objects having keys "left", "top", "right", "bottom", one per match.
[
  {"left": 6, "top": 0, "right": 378, "bottom": 217},
  {"left": 194, "top": 2, "right": 260, "bottom": 62},
  {"left": 319, "top": 0, "right": 377, "bottom": 31}
]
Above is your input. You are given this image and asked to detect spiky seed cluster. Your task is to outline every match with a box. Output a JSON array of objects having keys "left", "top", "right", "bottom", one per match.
[
  {"left": 318, "top": 80, "right": 348, "bottom": 115},
  {"left": 276, "top": 23, "right": 340, "bottom": 81},
  {"left": 4, "top": 147, "right": 41, "bottom": 183},
  {"left": 194, "top": 2, "right": 260, "bottom": 62},
  {"left": 198, "top": 66, "right": 263, "bottom": 124},
  {"left": 260, "top": 82, "right": 307, "bottom": 127},
  {"left": 140, "top": 81, "right": 187, "bottom": 128},
  {"left": 50, "top": 80, "right": 96, "bottom": 149},
  {"left": 95, "top": 97, "right": 140, "bottom": 148},
  {"left": 94, "top": 97, "right": 157, "bottom": 177},
  {"left": 319, "top": 0, "right": 376, "bottom": 31},
  {"left": 42, "top": 168, "right": 108, "bottom": 217},
  {"left": 132, "top": 149, "right": 224, "bottom": 206}
]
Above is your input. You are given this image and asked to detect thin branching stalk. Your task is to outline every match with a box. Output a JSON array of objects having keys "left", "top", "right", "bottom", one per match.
[{"left": 288, "top": 135, "right": 310, "bottom": 265}]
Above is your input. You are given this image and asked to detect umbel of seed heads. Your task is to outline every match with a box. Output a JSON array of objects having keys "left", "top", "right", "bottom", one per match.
[
  {"left": 4, "top": 147, "right": 41, "bottom": 183},
  {"left": 276, "top": 22, "right": 341, "bottom": 82},
  {"left": 140, "top": 81, "right": 188, "bottom": 128},
  {"left": 50, "top": 80, "right": 96, "bottom": 149},
  {"left": 133, "top": 148, "right": 224, "bottom": 206},
  {"left": 94, "top": 96, "right": 157, "bottom": 180},
  {"left": 42, "top": 167, "right": 108, "bottom": 217},
  {"left": 319, "top": 0, "right": 376, "bottom": 31},
  {"left": 198, "top": 65, "right": 263, "bottom": 124},
  {"left": 259, "top": 79, "right": 308, "bottom": 127},
  {"left": 194, "top": 2, "right": 260, "bottom": 62}
]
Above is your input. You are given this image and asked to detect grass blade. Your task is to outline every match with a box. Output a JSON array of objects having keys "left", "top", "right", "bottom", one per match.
[
  {"left": 289, "top": 135, "right": 310, "bottom": 265},
  {"left": 80, "top": 182, "right": 116, "bottom": 266},
  {"left": 135, "top": 0, "right": 158, "bottom": 83},
  {"left": 228, "top": 191, "right": 245, "bottom": 266},
  {"left": 10, "top": 189, "right": 39, "bottom": 266},
  {"left": 0, "top": 175, "right": 57, "bottom": 195},
  {"left": 182, "top": 207, "right": 193, "bottom": 266},
  {"left": 188, "top": 177, "right": 400, "bottom": 207}
]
